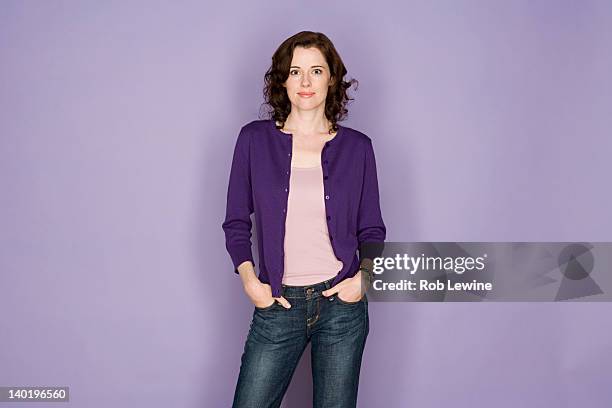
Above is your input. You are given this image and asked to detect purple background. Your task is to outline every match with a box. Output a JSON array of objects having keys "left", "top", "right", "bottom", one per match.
[{"left": 1, "top": 1, "right": 611, "bottom": 407}]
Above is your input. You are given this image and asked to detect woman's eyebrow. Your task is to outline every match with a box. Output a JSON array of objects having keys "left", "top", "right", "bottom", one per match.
[{"left": 290, "top": 65, "right": 326, "bottom": 69}]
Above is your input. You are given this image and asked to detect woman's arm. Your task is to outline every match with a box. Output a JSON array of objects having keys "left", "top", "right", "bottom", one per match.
[
  {"left": 357, "top": 138, "right": 386, "bottom": 266},
  {"left": 222, "top": 126, "right": 256, "bottom": 277}
]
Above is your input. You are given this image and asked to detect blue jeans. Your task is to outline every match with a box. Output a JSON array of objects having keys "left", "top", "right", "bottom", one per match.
[{"left": 232, "top": 276, "right": 369, "bottom": 408}]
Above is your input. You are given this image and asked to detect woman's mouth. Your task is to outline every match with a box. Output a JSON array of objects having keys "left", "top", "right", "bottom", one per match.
[{"left": 298, "top": 92, "right": 315, "bottom": 98}]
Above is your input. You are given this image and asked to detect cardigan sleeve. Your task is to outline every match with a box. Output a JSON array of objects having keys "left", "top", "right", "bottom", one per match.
[
  {"left": 357, "top": 138, "right": 386, "bottom": 263},
  {"left": 221, "top": 126, "right": 255, "bottom": 274}
]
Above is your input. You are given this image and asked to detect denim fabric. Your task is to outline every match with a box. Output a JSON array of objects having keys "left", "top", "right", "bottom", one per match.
[{"left": 232, "top": 276, "right": 369, "bottom": 408}]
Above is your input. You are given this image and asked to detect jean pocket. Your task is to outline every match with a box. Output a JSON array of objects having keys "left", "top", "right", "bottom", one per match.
[
  {"left": 254, "top": 299, "right": 277, "bottom": 311},
  {"left": 336, "top": 292, "right": 365, "bottom": 306}
]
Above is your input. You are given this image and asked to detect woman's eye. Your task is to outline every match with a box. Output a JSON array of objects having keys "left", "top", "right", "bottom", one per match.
[{"left": 289, "top": 69, "right": 322, "bottom": 75}]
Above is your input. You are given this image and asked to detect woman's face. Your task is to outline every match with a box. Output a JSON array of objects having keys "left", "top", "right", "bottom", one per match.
[{"left": 283, "top": 46, "right": 334, "bottom": 113}]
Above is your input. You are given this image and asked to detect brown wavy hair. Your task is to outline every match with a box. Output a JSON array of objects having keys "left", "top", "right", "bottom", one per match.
[{"left": 260, "top": 31, "right": 358, "bottom": 135}]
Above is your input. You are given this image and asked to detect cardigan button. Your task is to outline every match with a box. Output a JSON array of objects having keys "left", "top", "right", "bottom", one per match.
[
  {"left": 326, "top": 215, "right": 331, "bottom": 220},
  {"left": 325, "top": 195, "right": 330, "bottom": 200},
  {"left": 324, "top": 175, "right": 328, "bottom": 180}
]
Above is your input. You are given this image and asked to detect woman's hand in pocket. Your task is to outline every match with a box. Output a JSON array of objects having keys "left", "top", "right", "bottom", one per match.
[
  {"left": 322, "top": 270, "right": 366, "bottom": 302},
  {"left": 243, "top": 280, "right": 292, "bottom": 309}
]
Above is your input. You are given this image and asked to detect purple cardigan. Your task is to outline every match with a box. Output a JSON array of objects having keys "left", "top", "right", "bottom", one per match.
[{"left": 222, "top": 119, "right": 386, "bottom": 297}]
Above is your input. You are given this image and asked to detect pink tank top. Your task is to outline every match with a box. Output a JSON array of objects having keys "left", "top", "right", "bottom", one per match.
[{"left": 282, "top": 163, "right": 343, "bottom": 286}]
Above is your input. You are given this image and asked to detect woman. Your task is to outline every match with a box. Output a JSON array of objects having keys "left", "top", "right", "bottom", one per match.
[{"left": 222, "top": 31, "right": 386, "bottom": 408}]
